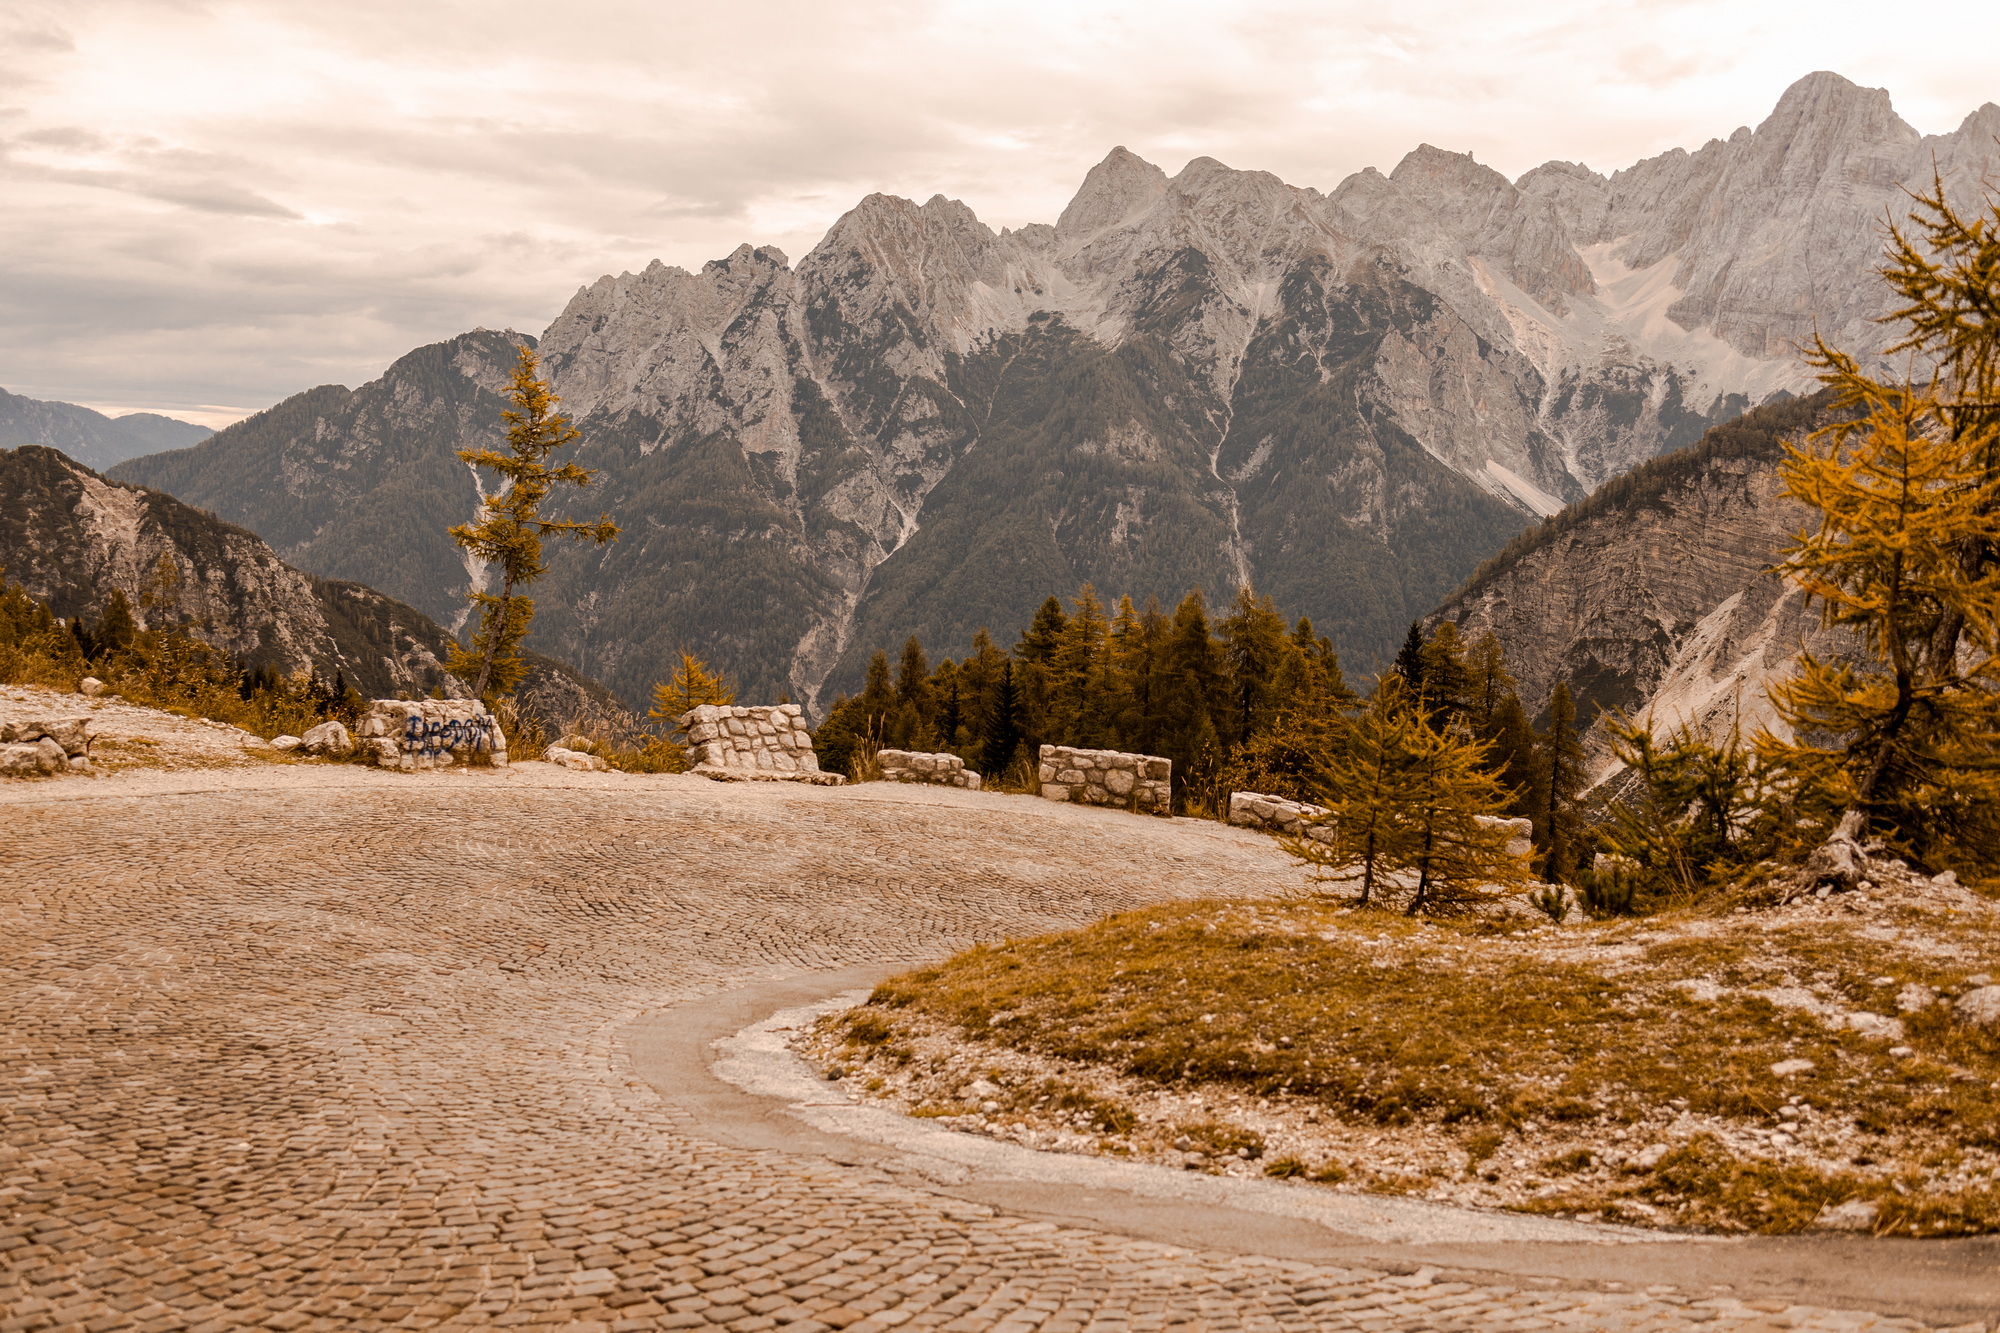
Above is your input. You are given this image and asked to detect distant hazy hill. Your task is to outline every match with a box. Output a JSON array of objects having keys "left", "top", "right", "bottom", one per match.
[
  {"left": 113, "top": 72, "right": 2000, "bottom": 712},
  {"left": 0, "top": 388, "right": 211, "bottom": 471}
]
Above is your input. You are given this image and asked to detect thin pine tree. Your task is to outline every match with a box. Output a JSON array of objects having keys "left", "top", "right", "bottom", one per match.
[{"left": 448, "top": 345, "right": 619, "bottom": 698}]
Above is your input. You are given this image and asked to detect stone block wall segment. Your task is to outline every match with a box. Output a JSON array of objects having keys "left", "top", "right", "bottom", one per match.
[
  {"left": 1037, "top": 744, "right": 1170, "bottom": 814},
  {"left": 877, "top": 749, "right": 982, "bottom": 790},
  {"left": 1227, "top": 790, "right": 1336, "bottom": 845},
  {"left": 679, "top": 704, "right": 842, "bottom": 785},
  {"left": 1229, "top": 791, "right": 1533, "bottom": 860},
  {"left": 1479, "top": 815, "right": 1534, "bottom": 860},
  {"left": 355, "top": 699, "right": 504, "bottom": 771}
]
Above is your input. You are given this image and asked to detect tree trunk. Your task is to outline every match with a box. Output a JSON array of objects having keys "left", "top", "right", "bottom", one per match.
[
  {"left": 1359, "top": 826, "right": 1375, "bottom": 906},
  {"left": 473, "top": 573, "right": 514, "bottom": 699}
]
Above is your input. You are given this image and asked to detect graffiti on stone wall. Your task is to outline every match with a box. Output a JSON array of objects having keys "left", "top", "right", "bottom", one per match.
[{"left": 404, "top": 714, "right": 498, "bottom": 759}]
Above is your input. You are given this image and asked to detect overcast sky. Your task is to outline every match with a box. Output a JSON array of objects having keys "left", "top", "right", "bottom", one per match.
[{"left": 3, "top": 0, "right": 1996, "bottom": 428}]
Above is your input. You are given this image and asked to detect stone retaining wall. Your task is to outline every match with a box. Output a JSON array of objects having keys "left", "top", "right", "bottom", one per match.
[
  {"left": 1227, "top": 791, "right": 1335, "bottom": 844},
  {"left": 1037, "top": 745, "right": 1170, "bottom": 814},
  {"left": 355, "top": 699, "right": 504, "bottom": 770},
  {"left": 878, "top": 749, "right": 981, "bottom": 789},
  {"left": 1229, "top": 790, "right": 1533, "bottom": 857},
  {"left": 680, "top": 704, "right": 840, "bottom": 784},
  {"left": 1480, "top": 816, "right": 1534, "bottom": 859}
]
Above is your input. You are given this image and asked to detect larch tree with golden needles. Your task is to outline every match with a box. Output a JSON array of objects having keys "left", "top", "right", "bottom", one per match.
[
  {"left": 649, "top": 652, "right": 735, "bottom": 736},
  {"left": 1286, "top": 675, "right": 1526, "bottom": 914},
  {"left": 448, "top": 346, "right": 620, "bottom": 698},
  {"left": 1767, "top": 177, "right": 2000, "bottom": 863},
  {"left": 1398, "top": 706, "right": 1530, "bottom": 916},
  {"left": 1287, "top": 676, "right": 1424, "bottom": 906}
]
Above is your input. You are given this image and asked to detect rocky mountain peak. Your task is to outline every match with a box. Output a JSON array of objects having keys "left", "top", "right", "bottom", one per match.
[
  {"left": 1761, "top": 71, "right": 1913, "bottom": 147},
  {"left": 705, "top": 242, "right": 792, "bottom": 275},
  {"left": 1514, "top": 159, "right": 1605, "bottom": 189},
  {"left": 1348, "top": 143, "right": 1595, "bottom": 314},
  {"left": 1388, "top": 143, "right": 1509, "bottom": 193},
  {"left": 1055, "top": 146, "right": 1170, "bottom": 243},
  {"left": 808, "top": 190, "right": 1002, "bottom": 291},
  {"left": 1954, "top": 102, "right": 2000, "bottom": 135}
]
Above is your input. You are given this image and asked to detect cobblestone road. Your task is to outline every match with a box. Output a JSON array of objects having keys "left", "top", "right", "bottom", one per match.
[{"left": 1, "top": 774, "right": 1984, "bottom": 1332}]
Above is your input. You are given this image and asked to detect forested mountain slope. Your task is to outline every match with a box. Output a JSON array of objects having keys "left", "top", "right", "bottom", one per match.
[{"left": 114, "top": 73, "right": 1999, "bottom": 711}]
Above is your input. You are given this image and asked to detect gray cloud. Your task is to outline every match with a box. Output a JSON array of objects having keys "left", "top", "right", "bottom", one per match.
[
  {"left": 5, "top": 25, "right": 73, "bottom": 53},
  {"left": 2, "top": 0, "right": 1996, "bottom": 428}
]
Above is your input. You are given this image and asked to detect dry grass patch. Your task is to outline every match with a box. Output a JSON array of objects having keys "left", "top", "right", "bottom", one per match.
[{"left": 802, "top": 890, "right": 2000, "bottom": 1235}]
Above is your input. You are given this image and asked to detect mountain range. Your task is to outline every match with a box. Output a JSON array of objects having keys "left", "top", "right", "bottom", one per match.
[
  {"left": 1, "top": 388, "right": 212, "bottom": 472},
  {"left": 110, "top": 72, "right": 2000, "bottom": 712}
]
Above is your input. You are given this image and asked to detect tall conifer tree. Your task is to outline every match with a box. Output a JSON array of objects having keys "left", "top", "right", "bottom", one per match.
[
  {"left": 1535, "top": 682, "right": 1588, "bottom": 883},
  {"left": 1221, "top": 587, "right": 1292, "bottom": 746},
  {"left": 448, "top": 346, "right": 619, "bottom": 697}
]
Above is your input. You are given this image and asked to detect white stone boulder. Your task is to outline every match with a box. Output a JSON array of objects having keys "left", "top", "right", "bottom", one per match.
[
  {"left": 1838, "top": 1011, "right": 1905, "bottom": 1042},
  {"left": 271, "top": 735, "right": 304, "bottom": 751},
  {"left": 545, "top": 745, "right": 609, "bottom": 772},
  {"left": 0, "top": 742, "right": 60, "bottom": 776},
  {"left": 2, "top": 717, "right": 94, "bottom": 757},
  {"left": 301, "top": 720, "right": 353, "bottom": 755},
  {"left": 79, "top": 676, "right": 107, "bottom": 697},
  {"left": 1954, "top": 986, "right": 2000, "bottom": 1032},
  {"left": 1813, "top": 1198, "right": 1880, "bottom": 1232}
]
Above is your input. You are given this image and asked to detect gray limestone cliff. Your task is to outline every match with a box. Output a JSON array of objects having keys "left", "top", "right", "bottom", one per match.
[{"left": 1431, "top": 394, "right": 1851, "bottom": 781}]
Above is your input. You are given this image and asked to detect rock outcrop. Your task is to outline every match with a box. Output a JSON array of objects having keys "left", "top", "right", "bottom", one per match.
[{"left": 1431, "top": 393, "right": 1850, "bottom": 781}]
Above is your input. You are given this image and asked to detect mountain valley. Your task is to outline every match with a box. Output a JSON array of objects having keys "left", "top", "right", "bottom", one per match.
[{"left": 0, "top": 444, "right": 607, "bottom": 712}]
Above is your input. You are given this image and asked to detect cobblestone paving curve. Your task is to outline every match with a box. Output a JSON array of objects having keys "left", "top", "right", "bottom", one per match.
[{"left": 0, "top": 776, "right": 1980, "bottom": 1333}]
